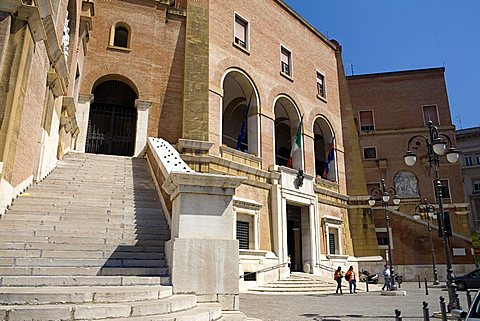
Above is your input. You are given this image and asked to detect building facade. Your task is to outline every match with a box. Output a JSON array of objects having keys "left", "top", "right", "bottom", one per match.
[
  {"left": 346, "top": 68, "right": 474, "bottom": 279},
  {"left": 456, "top": 127, "right": 480, "bottom": 232}
]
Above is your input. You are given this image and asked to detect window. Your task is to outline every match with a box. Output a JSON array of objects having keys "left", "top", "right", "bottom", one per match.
[
  {"left": 476, "top": 154, "right": 480, "bottom": 165},
  {"left": 465, "top": 155, "right": 474, "bottom": 166},
  {"left": 328, "top": 233, "right": 336, "bottom": 255},
  {"left": 363, "top": 147, "right": 377, "bottom": 160},
  {"left": 316, "top": 72, "right": 326, "bottom": 98},
  {"left": 110, "top": 22, "right": 131, "bottom": 49},
  {"left": 377, "top": 232, "right": 389, "bottom": 246},
  {"left": 474, "top": 180, "right": 480, "bottom": 193},
  {"left": 280, "top": 46, "right": 291, "bottom": 77},
  {"left": 423, "top": 105, "right": 439, "bottom": 126},
  {"left": 367, "top": 183, "right": 381, "bottom": 195},
  {"left": 434, "top": 179, "right": 451, "bottom": 199},
  {"left": 236, "top": 221, "right": 249, "bottom": 250},
  {"left": 359, "top": 110, "right": 374, "bottom": 131},
  {"left": 234, "top": 14, "right": 248, "bottom": 49}
]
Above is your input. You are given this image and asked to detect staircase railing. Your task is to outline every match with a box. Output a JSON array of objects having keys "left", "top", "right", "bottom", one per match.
[
  {"left": 316, "top": 263, "right": 336, "bottom": 273},
  {"left": 240, "top": 263, "right": 287, "bottom": 279}
]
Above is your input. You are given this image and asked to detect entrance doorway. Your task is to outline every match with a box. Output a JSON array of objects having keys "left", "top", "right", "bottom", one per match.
[
  {"left": 287, "top": 205, "right": 302, "bottom": 272},
  {"left": 86, "top": 80, "right": 137, "bottom": 156}
]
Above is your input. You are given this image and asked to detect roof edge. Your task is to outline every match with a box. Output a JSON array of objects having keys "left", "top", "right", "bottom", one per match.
[
  {"left": 346, "top": 67, "right": 445, "bottom": 80},
  {"left": 274, "top": 0, "right": 338, "bottom": 51}
]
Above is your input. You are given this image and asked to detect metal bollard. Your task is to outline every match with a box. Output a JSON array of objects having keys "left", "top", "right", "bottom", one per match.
[
  {"left": 422, "top": 301, "right": 430, "bottom": 321},
  {"left": 424, "top": 278, "right": 429, "bottom": 295},
  {"left": 395, "top": 309, "right": 402, "bottom": 321},
  {"left": 366, "top": 280, "right": 369, "bottom": 292},
  {"left": 455, "top": 292, "right": 461, "bottom": 311},
  {"left": 418, "top": 275, "right": 421, "bottom": 288},
  {"left": 467, "top": 290, "right": 473, "bottom": 309},
  {"left": 439, "top": 297, "right": 447, "bottom": 321}
]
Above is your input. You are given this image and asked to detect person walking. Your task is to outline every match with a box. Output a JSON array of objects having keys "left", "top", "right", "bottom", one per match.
[
  {"left": 334, "top": 266, "right": 343, "bottom": 295},
  {"left": 382, "top": 264, "right": 391, "bottom": 291},
  {"left": 345, "top": 266, "right": 357, "bottom": 294}
]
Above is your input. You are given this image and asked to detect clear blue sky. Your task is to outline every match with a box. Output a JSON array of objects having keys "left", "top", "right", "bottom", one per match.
[{"left": 284, "top": 0, "right": 480, "bottom": 130}]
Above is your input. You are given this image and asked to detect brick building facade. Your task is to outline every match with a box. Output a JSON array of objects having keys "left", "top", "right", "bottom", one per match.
[
  {"left": 0, "top": 0, "right": 474, "bottom": 296},
  {"left": 346, "top": 68, "right": 474, "bottom": 279}
]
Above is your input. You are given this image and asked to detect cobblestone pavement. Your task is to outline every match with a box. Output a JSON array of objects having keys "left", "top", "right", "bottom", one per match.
[{"left": 240, "top": 282, "right": 471, "bottom": 321}]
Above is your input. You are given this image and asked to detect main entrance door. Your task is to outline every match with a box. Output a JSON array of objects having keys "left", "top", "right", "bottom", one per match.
[
  {"left": 287, "top": 205, "right": 302, "bottom": 272},
  {"left": 86, "top": 80, "right": 137, "bottom": 156}
]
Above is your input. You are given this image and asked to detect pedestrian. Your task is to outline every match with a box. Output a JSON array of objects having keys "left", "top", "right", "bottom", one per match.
[
  {"left": 382, "top": 264, "right": 391, "bottom": 291},
  {"left": 287, "top": 255, "right": 291, "bottom": 274},
  {"left": 334, "top": 266, "right": 343, "bottom": 294},
  {"left": 345, "top": 266, "right": 357, "bottom": 294}
]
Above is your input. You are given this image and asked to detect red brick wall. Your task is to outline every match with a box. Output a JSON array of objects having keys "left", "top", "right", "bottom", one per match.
[{"left": 80, "top": 0, "right": 186, "bottom": 144}]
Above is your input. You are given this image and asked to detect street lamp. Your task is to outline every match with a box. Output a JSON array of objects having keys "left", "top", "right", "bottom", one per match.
[
  {"left": 414, "top": 199, "right": 440, "bottom": 286},
  {"left": 404, "top": 120, "right": 460, "bottom": 311},
  {"left": 369, "top": 178, "right": 400, "bottom": 291}
]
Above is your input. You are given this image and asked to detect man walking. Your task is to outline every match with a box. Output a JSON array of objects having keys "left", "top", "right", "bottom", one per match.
[{"left": 382, "top": 264, "right": 390, "bottom": 291}]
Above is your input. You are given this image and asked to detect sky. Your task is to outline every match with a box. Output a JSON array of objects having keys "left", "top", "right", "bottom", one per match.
[{"left": 283, "top": 0, "right": 480, "bottom": 130}]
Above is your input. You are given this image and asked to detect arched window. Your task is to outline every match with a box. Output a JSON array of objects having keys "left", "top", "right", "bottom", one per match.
[
  {"left": 393, "top": 171, "right": 419, "bottom": 198},
  {"left": 274, "top": 96, "right": 302, "bottom": 169},
  {"left": 313, "top": 116, "right": 336, "bottom": 181},
  {"left": 110, "top": 23, "right": 131, "bottom": 49},
  {"left": 221, "top": 69, "right": 259, "bottom": 155}
]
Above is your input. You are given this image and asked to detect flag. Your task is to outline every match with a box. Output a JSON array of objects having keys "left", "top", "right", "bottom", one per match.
[
  {"left": 236, "top": 94, "right": 253, "bottom": 152},
  {"left": 287, "top": 117, "right": 303, "bottom": 168},
  {"left": 323, "top": 140, "right": 335, "bottom": 178}
]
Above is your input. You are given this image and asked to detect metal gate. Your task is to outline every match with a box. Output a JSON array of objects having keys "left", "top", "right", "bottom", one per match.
[{"left": 86, "top": 103, "right": 136, "bottom": 156}]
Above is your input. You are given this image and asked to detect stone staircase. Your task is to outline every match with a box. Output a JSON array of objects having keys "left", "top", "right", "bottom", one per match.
[
  {"left": 248, "top": 272, "right": 348, "bottom": 295},
  {"left": 0, "top": 152, "right": 223, "bottom": 320}
]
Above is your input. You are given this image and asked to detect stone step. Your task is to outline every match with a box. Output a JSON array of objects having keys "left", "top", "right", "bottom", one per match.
[
  {"left": 0, "top": 276, "right": 169, "bottom": 287},
  {"left": 0, "top": 299, "right": 221, "bottom": 321},
  {"left": 20, "top": 243, "right": 164, "bottom": 252},
  {"left": 0, "top": 224, "right": 168, "bottom": 235},
  {"left": 0, "top": 218, "right": 168, "bottom": 228},
  {"left": 0, "top": 235, "right": 168, "bottom": 244},
  {"left": 0, "top": 215, "right": 166, "bottom": 225},
  {"left": 0, "top": 249, "right": 164, "bottom": 260},
  {"left": 10, "top": 258, "right": 167, "bottom": 268},
  {"left": 0, "top": 285, "right": 173, "bottom": 305},
  {"left": 0, "top": 266, "right": 169, "bottom": 276}
]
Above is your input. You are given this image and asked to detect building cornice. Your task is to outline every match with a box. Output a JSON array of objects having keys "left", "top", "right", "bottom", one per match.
[
  {"left": 346, "top": 67, "right": 445, "bottom": 80},
  {"left": 274, "top": 0, "right": 337, "bottom": 51}
]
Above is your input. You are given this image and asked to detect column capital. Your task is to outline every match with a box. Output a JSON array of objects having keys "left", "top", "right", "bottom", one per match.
[{"left": 135, "top": 99, "right": 152, "bottom": 111}]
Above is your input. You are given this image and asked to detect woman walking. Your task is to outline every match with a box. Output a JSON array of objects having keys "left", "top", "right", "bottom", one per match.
[
  {"left": 334, "top": 266, "right": 343, "bottom": 295},
  {"left": 345, "top": 266, "right": 357, "bottom": 294}
]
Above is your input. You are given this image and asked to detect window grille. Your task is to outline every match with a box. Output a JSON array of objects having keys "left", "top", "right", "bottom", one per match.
[
  {"left": 236, "top": 221, "right": 249, "bottom": 250},
  {"left": 328, "top": 233, "right": 336, "bottom": 254}
]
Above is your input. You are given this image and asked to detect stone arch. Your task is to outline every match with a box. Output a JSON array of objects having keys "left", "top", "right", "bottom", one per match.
[
  {"left": 394, "top": 171, "right": 419, "bottom": 198},
  {"left": 273, "top": 94, "right": 303, "bottom": 169},
  {"left": 313, "top": 115, "right": 336, "bottom": 181},
  {"left": 220, "top": 68, "right": 260, "bottom": 155},
  {"left": 86, "top": 79, "right": 138, "bottom": 156}
]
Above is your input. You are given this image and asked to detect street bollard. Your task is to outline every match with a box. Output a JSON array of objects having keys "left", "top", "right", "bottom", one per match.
[
  {"left": 455, "top": 292, "right": 461, "bottom": 311},
  {"left": 366, "top": 280, "right": 369, "bottom": 292},
  {"left": 422, "top": 301, "right": 430, "bottom": 321},
  {"left": 439, "top": 297, "right": 447, "bottom": 321},
  {"left": 418, "top": 275, "right": 421, "bottom": 288},
  {"left": 424, "top": 278, "right": 429, "bottom": 295},
  {"left": 395, "top": 309, "right": 402, "bottom": 321},
  {"left": 467, "top": 290, "right": 473, "bottom": 309}
]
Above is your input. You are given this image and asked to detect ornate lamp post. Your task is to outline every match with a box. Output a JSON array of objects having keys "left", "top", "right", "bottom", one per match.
[
  {"left": 414, "top": 199, "right": 440, "bottom": 286},
  {"left": 368, "top": 178, "right": 401, "bottom": 291},
  {"left": 404, "top": 120, "right": 460, "bottom": 311}
]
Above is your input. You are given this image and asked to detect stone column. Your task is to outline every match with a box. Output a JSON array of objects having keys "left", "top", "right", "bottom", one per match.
[
  {"left": 134, "top": 99, "right": 151, "bottom": 156},
  {"left": 309, "top": 202, "right": 317, "bottom": 270},
  {"left": 182, "top": 0, "right": 209, "bottom": 141},
  {"left": 75, "top": 93, "right": 93, "bottom": 152},
  {"left": 163, "top": 172, "right": 245, "bottom": 311}
]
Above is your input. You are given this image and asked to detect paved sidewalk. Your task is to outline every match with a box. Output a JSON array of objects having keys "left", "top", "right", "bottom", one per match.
[{"left": 240, "top": 282, "right": 470, "bottom": 321}]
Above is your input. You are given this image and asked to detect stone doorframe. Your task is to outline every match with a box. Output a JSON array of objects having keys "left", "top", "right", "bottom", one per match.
[
  {"left": 75, "top": 94, "right": 151, "bottom": 156},
  {"left": 271, "top": 167, "right": 319, "bottom": 276}
]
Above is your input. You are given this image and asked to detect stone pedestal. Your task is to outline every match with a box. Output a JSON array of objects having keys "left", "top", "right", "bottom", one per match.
[{"left": 163, "top": 172, "right": 245, "bottom": 311}]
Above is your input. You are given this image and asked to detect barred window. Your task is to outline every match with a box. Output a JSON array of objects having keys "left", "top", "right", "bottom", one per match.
[
  {"left": 328, "top": 233, "right": 336, "bottom": 254},
  {"left": 236, "top": 221, "right": 249, "bottom": 250}
]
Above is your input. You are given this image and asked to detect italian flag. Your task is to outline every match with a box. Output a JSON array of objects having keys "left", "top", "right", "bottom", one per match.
[{"left": 287, "top": 118, "right": 302, "bottom": 168}]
